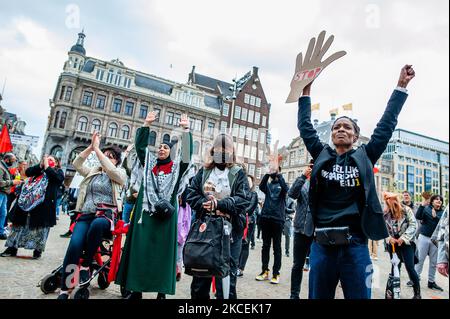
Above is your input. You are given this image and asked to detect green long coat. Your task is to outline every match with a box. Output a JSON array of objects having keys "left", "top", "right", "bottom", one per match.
[{"left": 116, "top": 127, "right": 192, "bottom": 294}]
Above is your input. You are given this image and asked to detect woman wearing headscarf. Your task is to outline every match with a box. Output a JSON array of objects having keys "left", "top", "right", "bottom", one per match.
[
  {"left": 116, "top": 112, "right": 193, "bottom": 299},
  {"left": 2, "top": 155, "right": 64, "bottom": 259}
]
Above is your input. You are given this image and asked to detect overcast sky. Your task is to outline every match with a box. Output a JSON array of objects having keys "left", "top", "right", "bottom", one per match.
[{"left": 0, "top": 0, "right": 448, "bottom": 157}]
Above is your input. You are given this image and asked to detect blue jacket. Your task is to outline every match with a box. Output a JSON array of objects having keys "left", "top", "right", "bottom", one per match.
[
  {"left": 297, "top": 90, "right": 408, "bottom": 240},
  {"left": 416, "top": 205, "right": 444, "bottom": 237}
]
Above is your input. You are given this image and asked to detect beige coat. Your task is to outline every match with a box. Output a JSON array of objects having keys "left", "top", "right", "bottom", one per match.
[{"left": 73, "top": 154, "right": 127, "bottom": 212}]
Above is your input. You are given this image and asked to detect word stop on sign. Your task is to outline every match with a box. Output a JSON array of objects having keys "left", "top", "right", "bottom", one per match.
[{"left": 294, "top": 67, "right": 322, "bottom": 82}]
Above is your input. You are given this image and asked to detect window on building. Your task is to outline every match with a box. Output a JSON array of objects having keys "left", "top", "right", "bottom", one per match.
[
  {"left": 115, "top": 71, "right": 122, "bottom": 86},
  {"left": 239, "top": 126, "right": 245, "bottom": 139},
  {"left": 82, "top": 91, "right": 93, "bottom": 106},
  {"left": 139, "top": 105, "right": 148, "bottom": 119},
  {"left": 59, "top": 86, "right": 66, "bottom": 100},
  {"left": 251, "top": 146, "right": 257, "bottom": 160},
  {"left": 258, "top": 149, "right": 264, "bottom": 161},
  {"left": 234, "top": 105, "right": 241, "bottom": 119},
  {"left": 195, "top": 119, "right": 203, "bottom": 132},
  {"left": 241, "top": 108, "right": 248, "bottom": 121},
  {"left": 125, "top": 101, "right": 134, "bottom": 116},
  {"left": 407, "top": 165, "right": 415, "bottom": 194},
  {"left": 123, "top": 77, "right": 131, "bottom": 88},
  {"left": 50, "top": 146, "right": 63, "bottom": 159},
  {"left": 77, "top": 116, "right": 88, "bottom": 132},
  {"left": 96, "top": 69, "right": 105, "bottom": 81},
  {"left": 208, "top": 122, "right": 215, "bottom": 135},
  {"left": 112, "top": 98, "right": 122, "bottom": 113},
  {"left": 250, "top": 95, "right": 256, "bottom": 106},
  {"left": 245, "top": 127, "right": 252, "bottom": 140},
  {"left": 254, "top": 112, "right": 260, "bottom": 125},
  {"left": 220, "top": 121, "right": 228, "bottom": 133},
  {"left": 154, "top": 108, "right": 161, "bottom": 122},
  {"left": 163, "top": 134, "right": 171, "bottom": 144},
  {"left": 193, "top": 141, "right": 200, "bottom": 155},
  {"left": 237, "top": 143, "right": 244, "bottom": 157},
  {"left": 107, "top": 70, "right": 114, "bottom": 84},
  {"left": 96, "top": 95, "right": 106, "bottom": 109},
  {"left": 262, "top": 116, "right": 267, "bottom": 127},
  {"left": 74, "top": 58, "right": 79, "bottom": 69},
  {"left": 166, "top": 111, "right": 174, "bottom": 125},
  {"left": 174, "top": 113, "right": 181, "bottom": 127},
  {"left": 248, "top": 164, "right": 255, "bottom": 176},
  {"left": 64, "top": 87, "right": 73, "bottom": 101},
  {"left": 256, "top": 167, "right": 262, "bottom": 179},
  {"left": 248, "top": 110, "right": 254, "bottom": 123},
  {"left": 121, "top": 125, "right": 130, "bottom": 140},
  {"left": 222, "top": 103, "right": 229, "bottom": 116},
  {"left": 260, "top": 132, "right": 266, "bottom": 144},
  {"left": 424, "top": 169, "right": 432, "bottom": 192},
  {"left": 255, "top": 97, "right": 261, "bottom": 107},
  {"left": 54, "top": 111, "right": 60, "bottom": 128},
  {"left": 108, "top": 123, "right": 118, "bottom": 137},
  {"left": 59, "top": 112, "right": 67, "bottom": 129},
  {"left": 148, "top": 131, "right": 157, "bottom": 146},
  {"left": 244, "top": 94, "right": 250, "bottom": 104},
  {"left": 92, "top": 119, "right": 101, "bottom": 132}
]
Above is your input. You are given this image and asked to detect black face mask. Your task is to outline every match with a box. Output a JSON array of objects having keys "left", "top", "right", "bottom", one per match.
[
  {"left": 213, "top": 152, "right": 232, "bottom": 165},
  {"left": 4, "top": 160, "right": 13, "bottom": 167}
]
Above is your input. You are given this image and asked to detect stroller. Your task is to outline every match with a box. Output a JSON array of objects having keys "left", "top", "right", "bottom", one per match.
[{"left": 38, "top": 209, "right": 128, "bottom": 299}]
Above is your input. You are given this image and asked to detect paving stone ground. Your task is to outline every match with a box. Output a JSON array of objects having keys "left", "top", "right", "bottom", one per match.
[{"left": 0, "top": 214, "right": 448, "bottom": 299}]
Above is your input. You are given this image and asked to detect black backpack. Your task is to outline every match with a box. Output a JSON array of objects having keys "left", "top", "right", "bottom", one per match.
[{"left": 183, "top": 215, "right": 231, "bottom": 278}]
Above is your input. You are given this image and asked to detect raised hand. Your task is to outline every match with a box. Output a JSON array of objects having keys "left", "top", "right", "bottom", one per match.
[
  {"left": 179, "top": 114, "right": 190, "bottom": 129},
  {"left": 286, "top": 30, "right": 347, "bottom": 103},
  {"left": 397, "top": 65, "right": 415, "bottom": 88},
  {"left": 144, "top": 111, "right": 156, "bottom": 127},
  {"left": 92, "top": 131, "right": 101, "bottom": 150},
  {"left": 266, "top": 140, "right": 280, "bottom": 174}
]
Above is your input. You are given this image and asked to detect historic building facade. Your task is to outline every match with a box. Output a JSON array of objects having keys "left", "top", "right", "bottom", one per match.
[
  {"left": 42, "top": 32, "right": 224, "bottom": 183},
  {"left": 188, "top": 66, "right": 271, "bottom": 183}
]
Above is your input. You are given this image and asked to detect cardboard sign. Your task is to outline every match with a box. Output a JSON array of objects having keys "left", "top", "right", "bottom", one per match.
[{"left": 286, "top": 30, "right": 347, "bottom": 103}]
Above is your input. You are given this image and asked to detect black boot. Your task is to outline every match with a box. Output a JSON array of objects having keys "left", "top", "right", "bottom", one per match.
[
  {"left": 124, "top": 291, "right": 142, "bottom": 299},
  {"left": 412, "top": 284, "right": 421, "bottom": 299},
  {"left": 0, "top": 247, "right": 17, "bottom": 257},
  {"left": 157, "top": 292, "right": 166, "bottom": 299}
]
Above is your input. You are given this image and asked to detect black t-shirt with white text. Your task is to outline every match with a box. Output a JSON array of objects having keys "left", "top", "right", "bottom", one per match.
[{"left": 316, "top": 150, "right": 364, "bottom": 232}]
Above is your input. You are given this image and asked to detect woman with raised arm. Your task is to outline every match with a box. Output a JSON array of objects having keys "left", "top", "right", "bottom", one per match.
[
  {"left": 116, "top": 112, "right": 193, "bottom": 299},
  {"left": 297, "top": 65, "right": 415, "bottom": 299}
]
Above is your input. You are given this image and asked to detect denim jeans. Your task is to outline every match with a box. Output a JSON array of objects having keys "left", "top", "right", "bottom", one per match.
[
  {"left": 122, "top": 202, "right": 134, "bottom": 224},
  {"left": 308, "top": 235, "right": 372, "bottom": 299},
  {"left": 0, "top": 193, "right": 8, "bottom": 236},
  {"left": 55, "top": 197, "right": 62, "bottom": 217},
  {"left": 60, "top": 217, "right": 110, "bottom": 290}
]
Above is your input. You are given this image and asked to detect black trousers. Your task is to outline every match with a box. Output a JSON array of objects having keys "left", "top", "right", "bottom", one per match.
[
  {"left": 290, "top": 232, "right": 313, "bottom": 299},
  {"left": 239, "top": 222, "right": 256, "bottom": 270},
  {"left": 388, "top": 244, "right": 420, "bottom": 288},
  {"left": 260, "top": 218, "right": 284, "bottom": 276},
  {"left": 191, "top": 231, "right": 243, "bottom": 299}
]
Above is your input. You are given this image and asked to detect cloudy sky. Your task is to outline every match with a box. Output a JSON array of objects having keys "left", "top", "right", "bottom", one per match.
[{"left": 0, "top": 0, "right": 448, "bottom": 156}]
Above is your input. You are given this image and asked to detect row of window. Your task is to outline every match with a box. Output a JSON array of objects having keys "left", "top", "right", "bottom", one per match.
[
  {"left": 96, "top": 69, "right": 132, "bottom": 89},
  {"left": 231, "top": 124, "right": 266, "bottom": 144},
  {"left": 80, "top": 90, "right": 157, "bottom": 119},
  {"left": 232, "top": 105, "right": 266, "bottom": 127},
  {"left": 244, "top": 94, "right": 262, "bottom": 107},
  {"left": 76, "top": 117, "right": 132, "bottom": 140}
]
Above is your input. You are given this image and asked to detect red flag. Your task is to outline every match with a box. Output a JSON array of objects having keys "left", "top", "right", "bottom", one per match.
[
  {"left": 373, "top": 164, "right": 380, "bottom": 174},
  {"left": 0, "top": 124, "right": 13, "bottom": 153}
]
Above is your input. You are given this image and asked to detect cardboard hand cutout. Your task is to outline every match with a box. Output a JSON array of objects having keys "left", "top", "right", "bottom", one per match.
[{"left": 286, "top": 30, "right": 346, "bottom": 103}]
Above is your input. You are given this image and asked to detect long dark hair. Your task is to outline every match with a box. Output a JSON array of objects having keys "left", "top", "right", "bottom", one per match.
[{"left": 430, "top": 194, "right": 444, "bottom": 210}]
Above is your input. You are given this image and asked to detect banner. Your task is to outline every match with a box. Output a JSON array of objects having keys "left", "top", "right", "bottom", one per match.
[{"left": 10, "top": 134, "right": 39, "bottom": 147}]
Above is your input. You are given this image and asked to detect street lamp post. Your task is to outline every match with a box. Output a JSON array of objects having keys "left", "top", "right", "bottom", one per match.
[{"left": 227, "top": 78, "right": 239, "bottom": 130}]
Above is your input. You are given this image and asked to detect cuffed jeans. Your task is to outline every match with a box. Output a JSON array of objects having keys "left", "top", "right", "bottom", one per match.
[
  {"left": 191, "top": 230, "right": 242, "bottom": 299},
  {"left": 415, "top": 234, "right": 438, "bottom": 283},
  {"left": 308, "top": 235, "right": 372, "bottom": 299},
  {"left": 290, "top": 232, "right": 313, "bottom": 299},
  {"left": 61, "top": 217, "right": 110, "bottom": 290}
]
